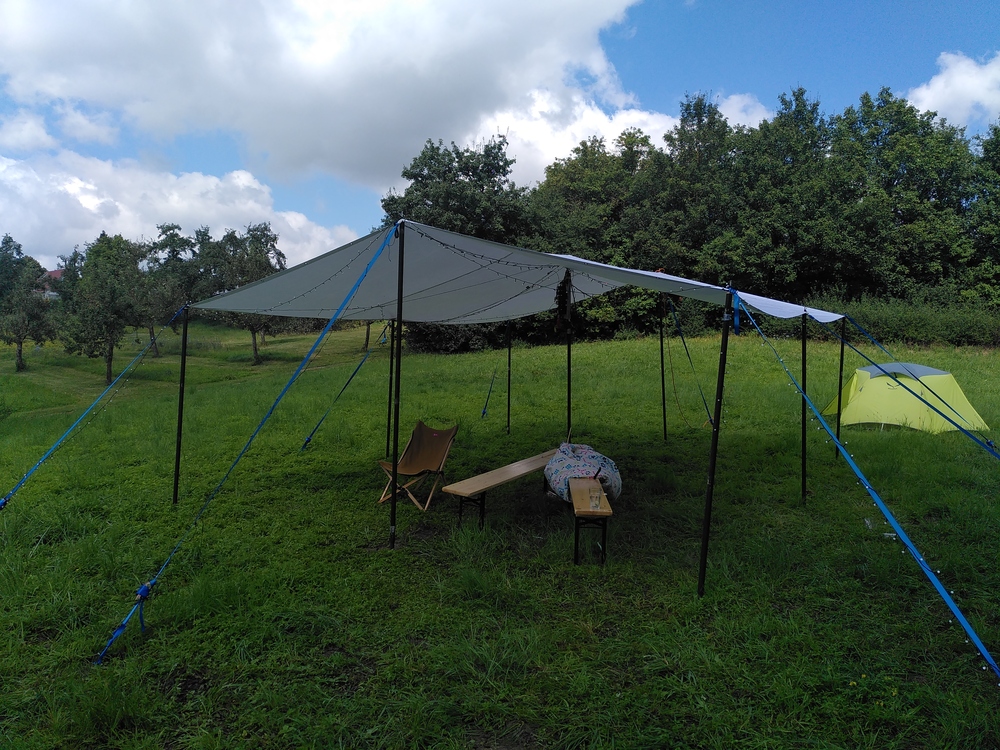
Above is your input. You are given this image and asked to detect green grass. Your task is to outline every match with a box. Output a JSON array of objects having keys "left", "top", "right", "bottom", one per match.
[{"left": 2, "top": 322, "right": 999, "bottom": 748}]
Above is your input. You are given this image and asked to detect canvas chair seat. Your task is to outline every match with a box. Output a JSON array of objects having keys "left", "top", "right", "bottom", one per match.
[{"left": 379, "top": 421, "right": 459, "bottom": 510}]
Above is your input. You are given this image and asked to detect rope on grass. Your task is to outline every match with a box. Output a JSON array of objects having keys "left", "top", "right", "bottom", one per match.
[
  {"left": 1, "top": 304, "right": 188, "bottom": 512},
  {"left": 665, "top": 296, "right": 713, "bottom": 427},
  {"left": 300, "top": 322, "right": 388, "bottom": 450},
  {"left": 818, "top": 317, "right": 1000, "bottom": 462},
  {"left": 95, "top": 225, "right": 399, "bottom": 664},
  {"left": 738, "top": 297, "right": 1000, "bottom": 683},
  {"left": 481, "top": 366, "right": 498, "bottom": 419}
]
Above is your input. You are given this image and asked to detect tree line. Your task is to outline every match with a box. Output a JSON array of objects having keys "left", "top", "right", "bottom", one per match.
[
  {"left": 3, "top": 87, "right": 1000, "bottom": 369},
  {"left": 0, "top": 223, "right": 286, "bottom": 380}
]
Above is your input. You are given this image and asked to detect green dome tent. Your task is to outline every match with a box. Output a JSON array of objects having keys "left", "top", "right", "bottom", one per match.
[{"left": 822, "top": 363, "right": 989, "bottom": 434}]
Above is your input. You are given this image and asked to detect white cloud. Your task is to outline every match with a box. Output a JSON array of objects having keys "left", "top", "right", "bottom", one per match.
[
  {"left": 57, "top": 106, "right": 119, "bottom": 145},
  {"left": 717, "top": 93, "right": 772, "bottom": 127},
  {"left": 477, "top": 89, "right": 678, "bottom": 184},
  {"left": 0, "top": 111, "right": 58, "bottom": 151},
  {"left": 0, "top": 0, "right": 642, "bottom": 189},
  {"left": 907, "top": 51, "right": 1000, "bottom": 126},
  {"left": 0, "top": 151, "right": 356, "bottom": 271}
]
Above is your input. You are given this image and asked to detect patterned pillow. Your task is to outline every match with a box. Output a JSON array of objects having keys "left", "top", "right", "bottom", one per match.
[{"left": 544, "top": 443, "right": 622, "bottom": 502}]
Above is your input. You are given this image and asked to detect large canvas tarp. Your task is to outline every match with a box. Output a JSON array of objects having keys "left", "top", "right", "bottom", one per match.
[
  {"left": 192, "top": 221, "right": 842, "bottom": 324},
  {"left": 822, "top": 363, "right": 989, "bottom": 434}
]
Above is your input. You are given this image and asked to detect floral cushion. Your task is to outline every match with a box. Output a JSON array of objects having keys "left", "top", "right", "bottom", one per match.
[{"left": 544, "top": 443, "right": 621, "bottom": 502}]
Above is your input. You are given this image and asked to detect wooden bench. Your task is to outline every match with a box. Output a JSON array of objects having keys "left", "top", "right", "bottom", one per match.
[
  {"left": 568, "top": 476, "right": 613, "bottom": 564},
  {"left": 441, "top": 448, "right": 558, "bottom": 529}
]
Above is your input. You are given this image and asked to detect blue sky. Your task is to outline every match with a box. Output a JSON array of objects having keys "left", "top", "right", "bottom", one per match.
[{"left": 1, "top": 0, "right": 998, "bottom": 272}]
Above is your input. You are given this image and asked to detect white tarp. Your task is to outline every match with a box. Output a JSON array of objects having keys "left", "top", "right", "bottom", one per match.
[{"left": 192, "top": 221, "right": 842, "bottom": 324}]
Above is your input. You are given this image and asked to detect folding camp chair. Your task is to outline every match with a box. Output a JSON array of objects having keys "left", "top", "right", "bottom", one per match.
[{"left": 378, "top": 421, "right": 459, "bottom": 511}]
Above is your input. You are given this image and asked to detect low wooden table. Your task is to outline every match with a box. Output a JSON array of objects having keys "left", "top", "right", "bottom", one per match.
[{"left": 569, "top": 477, "right": 613, "bottom": 564}]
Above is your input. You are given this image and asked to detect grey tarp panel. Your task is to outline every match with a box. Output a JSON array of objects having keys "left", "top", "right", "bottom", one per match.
[{"left": 192, "top": 221, "right": 842, "bottom": 323}]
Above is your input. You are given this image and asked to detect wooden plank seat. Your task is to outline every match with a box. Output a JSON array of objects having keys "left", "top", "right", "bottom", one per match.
[
  {"left": 441, "top": 448, "right": 558, "bottom": 528},
  {"left": 568, "top": 476, "right": 613, "bottom": 564}
]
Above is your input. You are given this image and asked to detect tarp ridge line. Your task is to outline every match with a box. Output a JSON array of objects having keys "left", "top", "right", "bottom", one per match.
[
  {"left": 1, "top": 304, "right": 189, "bottom": 511},
  {"left": 738, "top": 300, "right": 1000, "bottom": 682}
]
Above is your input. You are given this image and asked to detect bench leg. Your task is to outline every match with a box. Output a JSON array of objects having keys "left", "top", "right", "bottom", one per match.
[
  {"left": 600, "top": 518, "right": 608, "bottom": 564},
  {"left": 574, "top": 517, "right": 581, "bottom": 565},
  {"left": 458, "top": 494, "right": 485, "bottom": 530}
]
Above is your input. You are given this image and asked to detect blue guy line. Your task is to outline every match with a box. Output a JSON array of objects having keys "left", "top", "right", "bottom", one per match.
[
  {"left": 737, "top": 298, "right": 1000, "bottom": 683},
  {"left": 95, "top": 225, "right": 398, "bottom": 664},
  {"left": 819, "top": 318, "right": 1000, "bottom": 462},
  {"left": 2, "top": 304, "right": 188, "bottom": 511}
]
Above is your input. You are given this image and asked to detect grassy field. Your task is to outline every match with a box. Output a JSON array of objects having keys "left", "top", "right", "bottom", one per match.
[{"left": 1, "top": 321, "right": 999, "bottom": 748}]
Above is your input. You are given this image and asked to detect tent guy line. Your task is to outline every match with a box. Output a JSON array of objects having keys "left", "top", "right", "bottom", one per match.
[
  {"left": 818, "top": 318, "right": 999, "bottom": 459},
  {"left": 741, "top": 301, "right": 1000, "bottom": 684}
]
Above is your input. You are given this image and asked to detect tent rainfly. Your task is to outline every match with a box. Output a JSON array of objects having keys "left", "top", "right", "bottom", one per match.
[{"left": 822, "top": 363, "right": 989, "bottom": 434}]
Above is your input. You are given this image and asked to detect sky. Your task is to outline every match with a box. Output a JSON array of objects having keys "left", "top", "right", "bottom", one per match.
[{"left": 1, "top": 0, "right": 999, "bottom": 273}]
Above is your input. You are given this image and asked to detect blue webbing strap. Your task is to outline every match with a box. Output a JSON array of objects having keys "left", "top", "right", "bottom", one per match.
[
  {"left": 819, "top": 318, "right": 1000, "bottom": 462},
  {"left": 300, "top": 347, "right": 375, "bottom": 450},
  {"left": 666, "top": 296, "right": 714, "bottom": 426},
  {"left": 2, "top": 304, "right": 188, "bottom": 511},
  {"left": 481, "top": 366, "right": 498, "bottom": 419},
  {"left": 95, "top": 226, "right": 397, "bottom": 664},
  {"left": 738, "top": 299, "right": 1000, "bottom": 682}
]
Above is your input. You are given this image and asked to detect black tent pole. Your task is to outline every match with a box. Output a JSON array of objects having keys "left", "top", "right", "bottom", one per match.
[
  {"left": 835, "top": 316, "right": 846, "bottom": 459},
  {"left": 385, "top": 319, "right": 395, "bottom": 458},
  {"left": 389, "top": 222, "right": 405, "bottom": 549},
  {"left": 171, "top": 305, "right": 190, "bottom": 505},
  {"left": 801, "top": 313, "right": 808, "bottom": 503},
  {"left": 697, "top": 293, "right": 733, "bottom": 597},
  {"left": 659, "top": 296, "right": 667, "bottom": 442},
  {"left": 506, "top": 320, "right": 512, "bottom": 435},
  {"left": 566, "top": 328, "right": 572, "bottom": 440}
]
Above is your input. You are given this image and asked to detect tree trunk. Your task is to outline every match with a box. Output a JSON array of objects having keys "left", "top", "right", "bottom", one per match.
[
  {"left": 15, "top": 340, "right": 25, "bottom": 372},
  {"left": 148, "top": 325, "right": 160, "bottom": 357},
  {"left": 363, "top": 322, "right": 371, "bottom": 351},
  {"left": 251, "top": 330, "right": 261, "bottom": 365},
  {"left": 105, "top": 344, "right": 114, "bottom": 385}
]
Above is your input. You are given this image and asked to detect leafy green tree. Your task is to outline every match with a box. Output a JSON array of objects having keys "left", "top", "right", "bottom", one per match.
[
  {"left": 58, "top": 232, "right": 145, "bottom": 384},
  {"left": 381, "top": 135, "right": 530, "bottom": 242},
  {"left": 728, "top": 88, "right": 838, "bottom": 299},
  {"left": 0, "top": 236, "right": 54, "bottom": 371},
  {"left": 967, "top": 124, "right": 1000, "bottom": 303},
  {"left": 381, "top": 136, "right": 531, "bottom": 351},
  {"left": 194, "top": 223, "right": 286, "bottom": 364},
  {"left": 829, "top": 88, "right": 976, "bottom": 298}
]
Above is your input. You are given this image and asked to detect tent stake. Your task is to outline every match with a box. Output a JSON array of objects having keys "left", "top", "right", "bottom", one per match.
[
  {"left": 506, "top": 320, "right": 512, "bottom": 435},
  {"left": 389, "top": 222, "right": 405, "bottom": 549},
  {"left": 835, "top": 317, "right": 846, "bottom": 459},
  {"left": 171, "top": 306, "right": 189, "bottom": 505},
  {"left": 801, "top": 313, "right": 807, "bottom": 503},
  {"left": 385, "top": 319, "right": 395, "bottom": 458},
  {"left": 698, "top": 293, "right": 733, "bottom": 597}
]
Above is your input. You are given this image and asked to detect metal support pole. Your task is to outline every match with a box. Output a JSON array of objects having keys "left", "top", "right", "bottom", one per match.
[
  {"left": 659, "top": 300, "right": 668, "bottom": 441},
  {"left": 171, "top": 306, "right": 189, "bottom": 505},
  {"left": 697, "top": 293, "right": 733, "bottom": 597},
  {"left": 566, "top": 329, "right": 572, "bottom": 441},
  {"left": 506, "top": 320, "right": 512, "bottom": 435},
  {"left": 385, "top": 320, "right": 395, "bottom": 458},
  {"left": 835, "top": 317, "right": 846, "bottom": 459},
  {"left": 389, "top": 223, "right": 405, "bottom": 549},
  {"left": 801, "top": 313, "right": 808, "bottom": 503}
]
